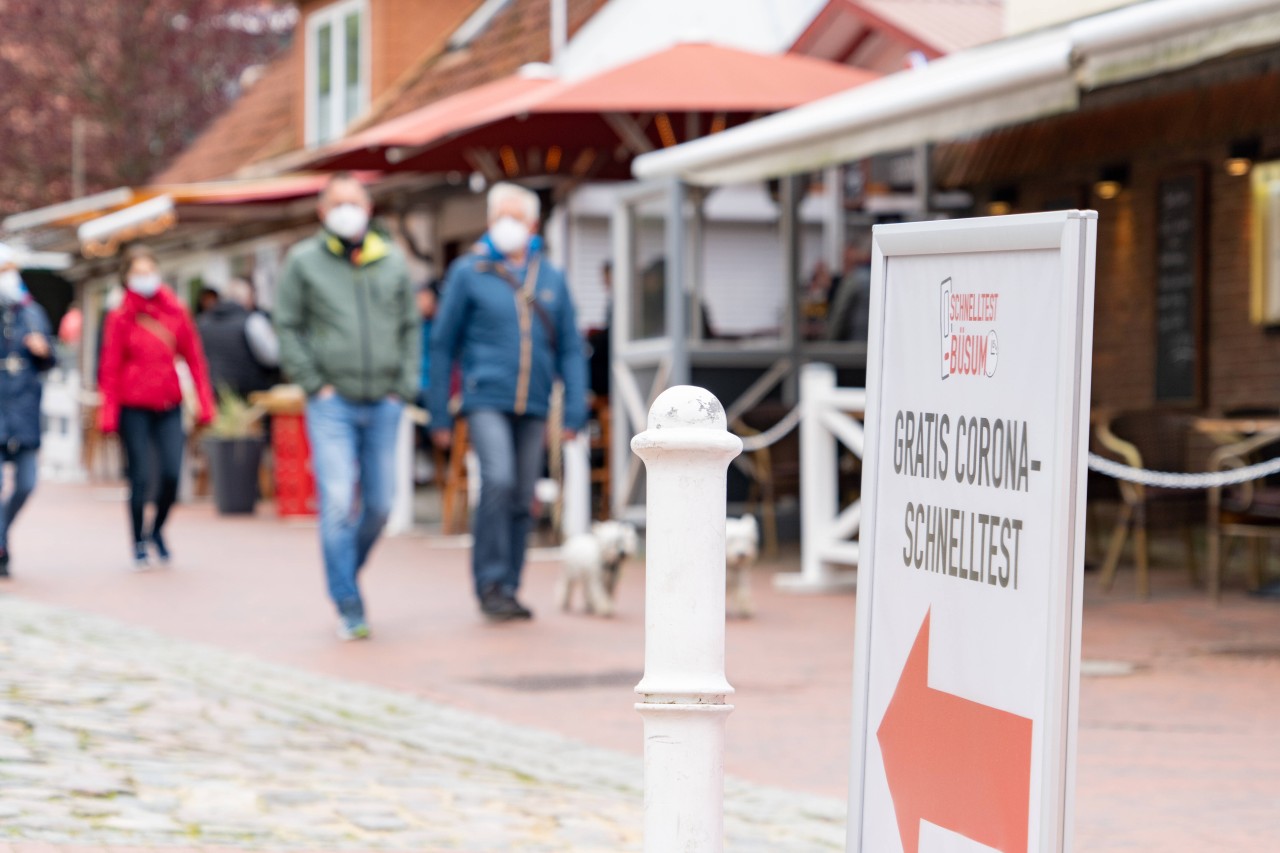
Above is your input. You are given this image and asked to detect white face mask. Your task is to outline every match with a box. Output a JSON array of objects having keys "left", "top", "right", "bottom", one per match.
[
  {"left": 126, "top": 273, "right": 162, "bottom": 298},
  {"left": 489, "top": 216, "right": 531, "bottom": 257},
  {"left": 0, "top": 269, "right": 22, "bottom": 303},
  {"left": 324, "top": 203, "right": 370, "bottom": 241}
]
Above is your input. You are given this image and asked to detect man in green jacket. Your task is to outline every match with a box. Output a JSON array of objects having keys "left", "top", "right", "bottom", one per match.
[{"left": 275, "top": 173, "right": 419, "bottom": 640}]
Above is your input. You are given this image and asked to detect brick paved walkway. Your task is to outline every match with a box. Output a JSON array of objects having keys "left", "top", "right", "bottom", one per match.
[
  {"left": 2, "top": 483, "right": 1280, "bottom": 850},
  {"left": 0, "top": 596, "right": 842, "bottom": 851}
]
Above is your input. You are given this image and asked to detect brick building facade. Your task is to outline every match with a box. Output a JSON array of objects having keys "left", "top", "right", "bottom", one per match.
[{"left": 938, "top": 48, "right": 1280, "bottom": 424}]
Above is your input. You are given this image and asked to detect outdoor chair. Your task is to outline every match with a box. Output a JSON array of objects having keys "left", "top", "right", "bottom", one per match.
[
  {"left": 1205, "top": 417, "right": 1280, "bottom": 599},
  {"left": 1092, "top": 409, "right": 1202, "bottom": 598},
  {"left": 589, "top": 396, "right": 612, "bottom": 521},
  {"left": 440, "top": 419, "right": 470, "bottom": 536}
]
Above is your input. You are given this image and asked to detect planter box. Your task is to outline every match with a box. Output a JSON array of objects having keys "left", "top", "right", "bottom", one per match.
[{"left": 204, "top": 436, "right": 264, "bottom": 515}]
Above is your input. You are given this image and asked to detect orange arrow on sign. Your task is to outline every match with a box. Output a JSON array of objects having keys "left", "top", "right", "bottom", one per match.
[{"left": 876, "top": 610, "right": 1033, "bottom": 853}]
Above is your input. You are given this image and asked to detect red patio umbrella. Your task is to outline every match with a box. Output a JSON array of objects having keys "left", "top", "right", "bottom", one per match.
[{"left": 305, "top": 44, "right": 877, "bottom": 181}]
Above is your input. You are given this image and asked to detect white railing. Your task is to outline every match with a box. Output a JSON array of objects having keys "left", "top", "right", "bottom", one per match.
[
  {"left": 38, "top": 367, "right": 86, "bottom": 483},
  {"left": 775, "top": 362, "right": 863, "bottom": 592}
]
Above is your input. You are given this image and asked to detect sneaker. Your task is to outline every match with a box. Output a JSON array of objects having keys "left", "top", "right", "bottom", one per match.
[
  {"left": 132, "top": 543, "right": 151, "bottom": 572},
  {"left": 0, "top": 548, "right": 9, "bottom": 579},
  {"left": 479, "top": 586, "right": 528, "bottom": 622},
  {"left": 337, "top": 615, "right": 371, "bottom": 641},
  {"left": 149, "top": 530, "right": 171, "bottom": 565}
]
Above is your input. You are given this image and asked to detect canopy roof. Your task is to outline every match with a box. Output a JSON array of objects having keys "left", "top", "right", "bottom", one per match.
[{"left": 634, "top": 0, "right": 1280, "bottom": 185}]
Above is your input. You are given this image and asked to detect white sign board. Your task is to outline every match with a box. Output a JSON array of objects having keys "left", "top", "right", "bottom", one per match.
[{"left": 848, "top": 211, "right": 1097, "bottom": 853}]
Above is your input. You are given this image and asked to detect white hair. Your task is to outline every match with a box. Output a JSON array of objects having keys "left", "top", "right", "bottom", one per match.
[
  {"left": 226, "top": 278, "right": 256, "bottom": 309},
  {"left": 487, "top": 182, "right": 540, "bottom": 223}
]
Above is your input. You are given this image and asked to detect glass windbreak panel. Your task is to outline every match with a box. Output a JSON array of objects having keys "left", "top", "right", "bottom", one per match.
[
  {"left": 315, "top": 22, "right": 333, "bottom": 143},
  {"left": 344, "top": 12, "right": 361, "bottom": 125},
  {"left": 697, "top": 181, "right": 795, "bottom": 343},
  {"left": 628, "top": 209, "right": 668, "bottom": 342}
]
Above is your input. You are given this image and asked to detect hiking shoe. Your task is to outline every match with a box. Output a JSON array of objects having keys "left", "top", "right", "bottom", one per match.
[
  {"left": 0, "top": 548, "right": 9, "bottom": 579},
  {"left": 337, "top": 616, "right": 371, "bottom": 641},
  {"left": 509, "top": 596, "right": 534, "bottom": 620},
  {"left": 149, "top": 530, "right": 171, "bottom": 565},
  {"left": 132, "top": 543, "right": 151, "bottom": 572},
  {"left": 479, "top": 587, "right": 526, "bottom": 622}
]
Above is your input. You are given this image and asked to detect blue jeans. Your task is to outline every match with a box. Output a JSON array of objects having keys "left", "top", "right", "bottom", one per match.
[
  {"left": 0, "top": 447, "right": 38, "bottom": 552},
  {"left": 467, "top": 409, "right": 547, "bottom": 599},
  {"left": 305, "top": 394, "right": 403, "bottom": 620}
]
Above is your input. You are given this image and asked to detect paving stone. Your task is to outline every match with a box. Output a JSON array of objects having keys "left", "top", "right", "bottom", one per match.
[{"left": 0, "top": 595, "right": 844, "bottom": 851}]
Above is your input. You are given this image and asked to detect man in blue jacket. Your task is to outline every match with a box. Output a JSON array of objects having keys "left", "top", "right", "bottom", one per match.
[
  {"left": 0, "top": 244, "right": 55, "bottom": 577},
  {"left": 430, "top": 183, "right": 587, "bottom": 621}
]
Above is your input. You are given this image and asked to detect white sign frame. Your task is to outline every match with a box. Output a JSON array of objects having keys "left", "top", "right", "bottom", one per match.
[{"left": 847, "top": 210, "right": 1097, "bottom": 852}]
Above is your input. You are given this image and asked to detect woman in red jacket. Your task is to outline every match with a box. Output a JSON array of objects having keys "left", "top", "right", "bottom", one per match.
[{"left": 98, "top": 245, "right": 215, "bottom": 569}]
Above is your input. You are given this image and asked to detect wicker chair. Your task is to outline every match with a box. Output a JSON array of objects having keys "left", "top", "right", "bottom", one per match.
[
  {"left": 1206, "top": 422, "right": 1280, "bottom": 599},
  {"left": 1092, "top": 409, "right": 1202, "bottom": 597}
]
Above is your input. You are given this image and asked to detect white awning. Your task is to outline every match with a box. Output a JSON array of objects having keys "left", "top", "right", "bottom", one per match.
[
  {"left": 77, "top": 196, "right": 176, "bottom": 258},
  {"left": 634, "top": 0, "right": 1280, "bottom": 186}
]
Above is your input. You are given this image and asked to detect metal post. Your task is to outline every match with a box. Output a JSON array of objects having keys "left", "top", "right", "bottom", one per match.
[
  {"left": 824, "top": 165, "right": 845, "bottom": 272},
  {"left": 913, "top": 141, "right": 934, "bottom": 219},
  {"left": 72, "top": 116, "right": 86, "bottom": 200},
  {"left": 781, "top": 175, "right": 803, "bottom": 405},
  {"left": 632, "top": 385, "right": 742, "bottom": 853},
  {"left": 665, "top": 177, "right": 690, "bottom": 387}
]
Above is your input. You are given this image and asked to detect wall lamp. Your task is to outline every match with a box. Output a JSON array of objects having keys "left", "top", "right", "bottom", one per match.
[
  {"left": 1225, "top": 138, "right": 1260, "bottom": 176},
  {"left": 1094, "top": 164, "right": 1129, "bottom": 200},
  {"left": 985, "top": 185, "right": 1018, "bottom": 216}
]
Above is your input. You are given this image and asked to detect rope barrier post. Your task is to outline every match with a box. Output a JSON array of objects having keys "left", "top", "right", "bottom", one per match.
[
  {"left": 631, "top": 385, "right": 741, "bottom": 853},
  {"left": 776, "top": 362, "right": 859, "bottom": 592}
]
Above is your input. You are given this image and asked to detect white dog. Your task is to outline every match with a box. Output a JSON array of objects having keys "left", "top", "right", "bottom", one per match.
[
  {"left": 556, "top": 521, "right": 639, "bottom": 617},
  {"left": 725, "top": 515, "right": 759, "bottom": 619}
]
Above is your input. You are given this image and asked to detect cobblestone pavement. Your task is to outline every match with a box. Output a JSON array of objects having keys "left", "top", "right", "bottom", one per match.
[{"left": 0, "top": 596, "right": 844, "bottom": 851}]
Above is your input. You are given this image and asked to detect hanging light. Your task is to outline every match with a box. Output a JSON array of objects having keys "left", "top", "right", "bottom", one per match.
[
  {"left": 986, "top": 185, "right": 1018, "bottom": 216},
  {"left": 1225, "top": 138, "right": 1260, "bottom": 176},
  {"left": 1094, "top": 164, "right": 1129, "bottom": 200}
]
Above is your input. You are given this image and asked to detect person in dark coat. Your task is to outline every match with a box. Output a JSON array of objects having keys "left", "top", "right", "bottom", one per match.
[
  {"left": 197, "top": 277, "right": 279, "bottom": 399},
  {"left": 0, "top": 243, "right": 56, "bottom": 577}
]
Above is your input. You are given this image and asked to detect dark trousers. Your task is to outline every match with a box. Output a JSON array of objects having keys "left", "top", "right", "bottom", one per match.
[
  {"left": 467, "top": 409, "right": 547, "bottom": 599},
  {"left": 0, "top": 447, "right": 37, "bottom": 551},
  {"left": 118, "top": 407, "right": 185, "bottom": 546}
]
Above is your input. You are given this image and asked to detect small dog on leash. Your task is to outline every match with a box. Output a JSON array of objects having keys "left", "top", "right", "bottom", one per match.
[
  {"left": 725, "top": 515, "right": 759, "bottom": 618},
  {"left": 557, "top": 521, "right": 639, "bottom": 617}
]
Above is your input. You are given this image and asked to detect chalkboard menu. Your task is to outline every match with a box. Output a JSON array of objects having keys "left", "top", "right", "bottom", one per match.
[{"left": 1155, "top": 172, "right": 1203, "bottom": 403}]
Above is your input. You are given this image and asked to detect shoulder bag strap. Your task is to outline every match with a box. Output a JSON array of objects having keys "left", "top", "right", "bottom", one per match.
[
  {"left": 477, "top": 258, "right": 558, "bottom": 354},
  {"left": 134, "top": 312, "right": 178, "bottom": 356}
]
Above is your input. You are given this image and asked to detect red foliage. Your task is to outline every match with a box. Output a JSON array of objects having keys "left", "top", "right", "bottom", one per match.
[{"left": 0, "top": 0, "right": 293, "bottom": 215}]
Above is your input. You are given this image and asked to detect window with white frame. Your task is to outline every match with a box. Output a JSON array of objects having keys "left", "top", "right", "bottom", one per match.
[{"left": 306, "top": 0, "right": 369, "bottom": 146}]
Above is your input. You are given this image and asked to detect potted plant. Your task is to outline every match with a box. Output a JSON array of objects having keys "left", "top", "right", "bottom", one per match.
[{"left": 203, "top": 388, "right": 266, "bottom": 515}]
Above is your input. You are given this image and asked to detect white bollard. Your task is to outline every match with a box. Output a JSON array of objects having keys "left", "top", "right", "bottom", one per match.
[{"left": 631, "top": 385, "right": 742, "bottom": 853}]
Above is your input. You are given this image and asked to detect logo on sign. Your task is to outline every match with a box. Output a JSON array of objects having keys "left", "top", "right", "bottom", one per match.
[{"left": 939, "top": 277, "right": 999, "bottom": 380}]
